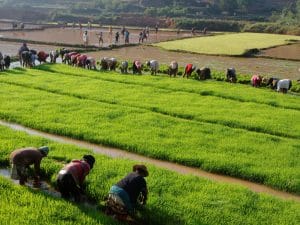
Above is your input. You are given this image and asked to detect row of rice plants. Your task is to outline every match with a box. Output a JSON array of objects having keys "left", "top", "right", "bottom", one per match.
[
  {"left": 0, "top": 125, "right": 299, "bottom": 225},
  {"left": 0, "top": 177, "right": 120, "bottom": 225},
  {"left": 0, "top": 82, "right": 299, "bottom": 193},
  {"left": 33, "top": 64, "right": 300, "bottom": 110},
  {"left": 153, "top": 33, "right": 300, "bottom": 56},
  {"left": 1, "top": 68, "right": 299, "bottom": 139}
]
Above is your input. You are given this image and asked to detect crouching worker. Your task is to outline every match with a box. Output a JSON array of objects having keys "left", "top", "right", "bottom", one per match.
[
  {"left": 56, "top": 155, "right": 95, "bottom": 202},
  {"left": 10, "top": 146, "right": 49, "bottom": 186},
  {"left": 107, "top": 164, "right": 148, "bottom": 218}
]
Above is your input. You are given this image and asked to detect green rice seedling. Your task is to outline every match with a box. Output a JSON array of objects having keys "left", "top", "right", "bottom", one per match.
[
  {"left": 0, "top": 178, "right": 118, "bottom": 225},
  {"left": 0, "top": 126, "right": 299, "bottom": 225},
  {"left": 32, "top": 64, "right": 300, "bottom": 110},
  {"left": 0, "top": 81, "right": 299, "bottom": 193},
  {"left": 153, "top": 33, "right": 300, "bottom": 56},
  {"left": 0, "top": 68, "right": 299, "bottom": 139}
]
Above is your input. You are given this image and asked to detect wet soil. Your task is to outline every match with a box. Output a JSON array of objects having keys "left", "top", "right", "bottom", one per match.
[
  {"left": 260, "top": 43, "right": 300, "bottom": 61},
  {"left": 0, "top": 168, "right": 61, "bottom": 197},
  {"left": 1, "top": 120, "right": 299, "bottom": 202},
  {"left": 0, "top": 27, "right": 192, "bottom": 47},
  {"left": 87, "top": 45, "right": 300, "bottom": 80},
  {"left": 0, "top": 21, "right": 42, "bottom": 30}
]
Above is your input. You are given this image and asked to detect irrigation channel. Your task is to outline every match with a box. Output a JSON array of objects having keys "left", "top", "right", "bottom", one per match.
[{"left": 0, "top": 120, "right": 299, "bottom": 203}]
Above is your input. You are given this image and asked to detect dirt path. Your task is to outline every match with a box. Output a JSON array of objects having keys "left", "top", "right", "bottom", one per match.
[{"left": 0, "top": 120, "right": 299, "bottom": 202}]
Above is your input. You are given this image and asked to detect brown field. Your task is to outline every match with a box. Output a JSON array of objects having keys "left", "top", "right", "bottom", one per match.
[
  {"left": 0, "top": 24, "right": 299, "bottom": 80},
  {"left": 260, "top": 43, "right": 300, "bottom": 61},
  {"left": 87, "top": 45, "right": 300, "bottom": 80},
  {"left": 0, "top": 27, "right": 191, "bottom": 47}
]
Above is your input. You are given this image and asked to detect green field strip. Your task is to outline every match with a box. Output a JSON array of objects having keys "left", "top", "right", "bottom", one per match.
[
  {"left": 0, "top": 178, "right": 118, "bottom": 225},
  {"left": 33, "top": 64, "right": 300, "bottom": 111},
  {"left": 1, "top": 78, "right": 298, "bottom": 140},
  {"left": 0, "top": 125, "right": 299, "bottom": 225},
  {"left": 153, "top": 33, "right": 300, "bottom": 56},
  {"left": 0, "top": 83, "right": 299, "bottom": 193},
  {"left": 0, "top": 71, "right": 299, "bottom": 140}
]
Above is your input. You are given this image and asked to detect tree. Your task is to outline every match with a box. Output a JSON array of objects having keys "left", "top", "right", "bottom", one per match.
[{"left": 218, "top": 0, "right": 238, "bottom": 14}]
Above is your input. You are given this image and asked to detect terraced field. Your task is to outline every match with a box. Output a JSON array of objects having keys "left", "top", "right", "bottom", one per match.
[
  {"left": 0, "top": 126, "right": 299, "bottom": 225},
  {"left": 154, "top": 33, "right": 300, "bottom": 56},
  {"left": 0, "top": 64, "right": 299, "bottom": 194}
]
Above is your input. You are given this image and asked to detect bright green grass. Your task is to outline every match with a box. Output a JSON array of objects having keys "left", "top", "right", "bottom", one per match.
[
  {"left": 33, "top": 64, "right": 300, "bottom": 110},
  {"left": 0, "top": 177, "right": 119, "bottom": 225},
  {"left": 0, "top": 80, "right": 299, "bottom": 193},
  {"left": 153, "top": 33, "right": 300, "bottom": 55},
  {"left": 0, "top": 67, "right": 299, "bottom": 139},
  {"left": 0, "top": 126, "right": 300, "bottom": 225}
]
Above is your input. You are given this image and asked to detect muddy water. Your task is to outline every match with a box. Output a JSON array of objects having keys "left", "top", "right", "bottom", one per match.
[
  {"left": 0, "top": 168, "right": 60, "bottom": 197},
  {"left": 261, "top": 43, "right": 300, "bottom": 61},
  {"left": 0, "top": 169, "right": 103, "bottom": 211},
  {"left": 0, "top": 120, "right": 299, "bottom": 202},
  {"left": 0, "top": 22, "right": 42, "bottom": 30},
  {"left": 0, "top": 27, "right": 191, "bottom": 47},
  {"left": 0, "top": 167, "right": 97, "bottom": 209},
  {"left": 86, "top": 45, "right": 300, "bottom": 80}
]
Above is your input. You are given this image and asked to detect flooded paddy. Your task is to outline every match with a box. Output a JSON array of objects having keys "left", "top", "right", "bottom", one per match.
[
  {"left": 0, "top": 24, "right": 299, "bottom": 80},
  {"left": 0, "top": 41, "right": 66, "bottom": 56},
  {"left": 0, "top": 21, "right": 42, "bottom": 30},
  {"left": 0, "top": 27, "right": 192, "bottom": 47}
]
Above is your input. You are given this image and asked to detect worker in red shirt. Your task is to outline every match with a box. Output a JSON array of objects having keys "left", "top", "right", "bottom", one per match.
[
  {"left": 56, "top": 155, "right": 95, "bottom": 202},
  {"left": 183, "top": 64, "right": 196, "bottom": 78}
]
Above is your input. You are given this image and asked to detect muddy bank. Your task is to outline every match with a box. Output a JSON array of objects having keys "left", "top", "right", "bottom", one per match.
[
  {"left": 0, "top": 27, "right": 192, "bottom": 47},
  {"left": 0, "top": 21, "right": 43, "bottom": 30},
  {"left": 87, "top": 45, "right": 300, "bottom": 80},
  {"left": 0, "top": 120, "right": 299, "bottom": 202},
  {"left": 260, "top": 43, "right": 300, "bottom": 61},
  {"left": 0, "top": 41, "right": 67, "bottom": 56}
]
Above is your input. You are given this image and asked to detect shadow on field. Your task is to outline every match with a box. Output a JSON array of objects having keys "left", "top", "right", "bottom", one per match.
[
  {"left": 27, "top": 188, "right": 120, "bottom": 225},
  {"left": 139, "top": 205, "right": 185, "bottom": 225}
]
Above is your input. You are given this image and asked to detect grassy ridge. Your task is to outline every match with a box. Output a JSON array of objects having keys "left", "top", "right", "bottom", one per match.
[
  {"left": 34, "top": 64, "right": 300, "bottom": 110},
  {"left": 0, "top": 79, "right": 299, "bottom": 193},
  {"left": 153, "top": 33, "right": 300, "bottom": 56},
  {"left": 0, "top": 125, "right": 300, "bottom": 225},
  {"left": 0, "top": 67, "right": 299, "bottom": 139}
]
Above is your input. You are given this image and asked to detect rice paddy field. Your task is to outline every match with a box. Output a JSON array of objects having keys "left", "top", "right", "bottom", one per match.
[
  {"left": 153, "top": 33, "right": 300, "bottom": 56},
  {"left": 0, "top": 125, "right": 300, "bottom": 225},
  {"left": 0, "top": 64, "right": 299, "bottom": 224}
]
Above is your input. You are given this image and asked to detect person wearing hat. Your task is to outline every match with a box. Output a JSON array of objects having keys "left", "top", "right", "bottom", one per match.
[
  {"left": 56, "top": 155, "right": 95, "bottom": 202},
  {"left": 108, "top": 164, "right": 149, "bottom": 214},
  {"left": 10, "top": 146, "right": 49, "bottom": 185}
]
